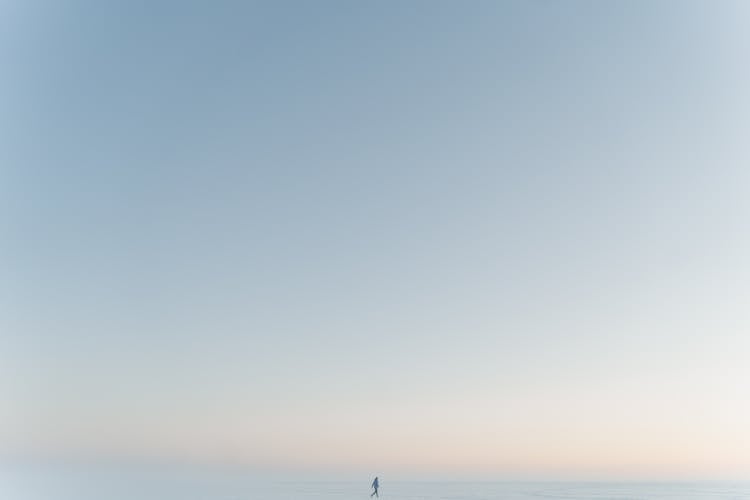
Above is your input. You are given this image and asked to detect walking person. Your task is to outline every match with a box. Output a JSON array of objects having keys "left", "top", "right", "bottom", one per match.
[{"left": 370, "top": 476, "right": 379, "bottom": 497}]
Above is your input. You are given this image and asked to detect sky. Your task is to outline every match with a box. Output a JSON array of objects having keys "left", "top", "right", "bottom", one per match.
[{"left": 1, "top": 0, "right": 750, "bottom": 481}]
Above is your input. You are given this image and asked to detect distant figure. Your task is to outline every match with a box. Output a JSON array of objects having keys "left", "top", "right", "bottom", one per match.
[{"left": 370, "top": 476, "right": 379, "bottom": 497}]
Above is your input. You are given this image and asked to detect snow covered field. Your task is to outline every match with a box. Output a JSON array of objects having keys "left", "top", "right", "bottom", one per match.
[{"left": 2, "top": 465, "right": 749, "bottom": 500}]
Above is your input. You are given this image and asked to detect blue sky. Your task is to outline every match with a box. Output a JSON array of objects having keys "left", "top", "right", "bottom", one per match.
[{"left": 2, "top": 1, "right": 749, "bottom": 479}]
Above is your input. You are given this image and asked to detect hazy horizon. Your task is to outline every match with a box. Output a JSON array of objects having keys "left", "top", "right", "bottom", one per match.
[{"left": 2, "top": 0, "right": 749, "bottom": 482}]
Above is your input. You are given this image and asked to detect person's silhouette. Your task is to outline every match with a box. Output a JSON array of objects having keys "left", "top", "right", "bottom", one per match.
[{"left": 370, "top": 476, "right": 379, "bottom": 497}]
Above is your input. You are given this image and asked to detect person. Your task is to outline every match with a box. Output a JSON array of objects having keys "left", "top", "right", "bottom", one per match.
[{"left": 370, "top": 476, "right": 379, "bottom": 497}]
